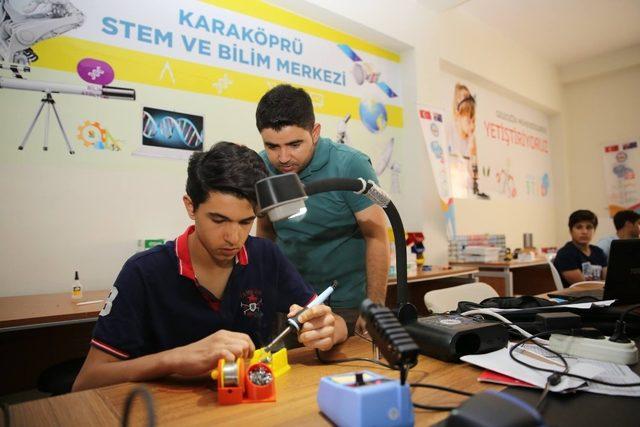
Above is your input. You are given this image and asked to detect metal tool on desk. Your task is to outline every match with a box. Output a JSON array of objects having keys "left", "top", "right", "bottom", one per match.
[{"left": 263, "top": 280, "right": 338, "bottom": 355}]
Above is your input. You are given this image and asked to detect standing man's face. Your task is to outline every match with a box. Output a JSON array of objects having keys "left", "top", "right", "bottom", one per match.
[{"left": 261, "top": 123, "right": 321, "bottom": 174}]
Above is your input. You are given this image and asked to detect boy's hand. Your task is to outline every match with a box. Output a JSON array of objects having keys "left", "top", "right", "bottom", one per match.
[
  {"left": 288, "top": 304, "right": 336, "bottom": 351},
  {"left": 167, "top": 330, "right": 255, "bottom": 376}
]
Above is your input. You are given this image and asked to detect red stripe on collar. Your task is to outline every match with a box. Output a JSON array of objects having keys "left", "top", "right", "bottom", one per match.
[
  {"left": 175, "top": 225, "right": 196, "bottom": 280},
  {"left": 236, "top": 245, "right": 249, "bottom": 266},
  {"left": 175, "top": 226, "right": 249, "bottom": 278}
]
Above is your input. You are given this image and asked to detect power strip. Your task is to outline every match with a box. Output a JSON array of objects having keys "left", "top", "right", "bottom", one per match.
[{"left": 549, "top": 334, "right": 639, "bottom": 365}]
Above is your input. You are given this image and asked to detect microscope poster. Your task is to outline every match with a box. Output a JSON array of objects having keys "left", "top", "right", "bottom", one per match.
[
  {"left": 441, "top": 75, "right": 553, "bottom": 201},
  {"left": 602, "top": 141, "right": 640, "bottom": 216}
]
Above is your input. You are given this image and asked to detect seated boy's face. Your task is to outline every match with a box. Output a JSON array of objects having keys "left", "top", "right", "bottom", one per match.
[
  {"left": 193, "top": 192, "right": 256, "bottom": 263},
  {"left": 570, "top": 221, "right": 595, "bottom": 246}
]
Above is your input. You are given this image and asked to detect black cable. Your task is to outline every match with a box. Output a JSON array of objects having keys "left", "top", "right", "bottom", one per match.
[
  {"left": 354, "top": 330, "right": 373, "bottom": 343},
  {"left": 315, "top": 348, "right": 392, "bottom": 369},
  {"left": 610, "top": 303, "right": 640, "bottom": 343},
  {"left": 410, "top": 383, "right": 473, "bottom": 396},
  {"left": 1, "top": 402, "right": 10, "bottom": 427},
  {"left": 121, "top": 386, "right": 156, "bottom": 427},
  {"left": 410, "top": 383, "right": 473, "bottom": 411},
  {"left": 509, "top": 329, "right": 640, "bottom": 387},
  {"left": 412, "top": 402, "right": 459, "bottom": 411},
  {"left": 618, "top": 303, "right": 640, "bottom": 322},
  {"left": 315, "top": 340, "right": 474, "bottom": 412}
]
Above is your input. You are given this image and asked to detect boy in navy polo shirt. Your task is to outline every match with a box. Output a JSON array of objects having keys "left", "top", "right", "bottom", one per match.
[
  {"left": 554, "top": 209, "right": 608, "bottom": 287},
  {"left": 73, "top": 142, "right": 347, "bottom": 391}
]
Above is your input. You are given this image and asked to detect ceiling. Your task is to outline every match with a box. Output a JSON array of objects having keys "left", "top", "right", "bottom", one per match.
[{"left": 424, "top": 0, "right": 640, "bottom": 66}]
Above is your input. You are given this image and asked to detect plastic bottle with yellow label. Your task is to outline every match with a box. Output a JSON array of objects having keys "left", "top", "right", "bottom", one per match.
[{"left": 71, "top": 271, "right": 83, "bottom": 300}]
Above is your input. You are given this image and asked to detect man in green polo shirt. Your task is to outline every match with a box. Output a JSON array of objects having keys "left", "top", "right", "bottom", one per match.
[{"left": 255, "top": 84, "right": 390, "bottom": 334}]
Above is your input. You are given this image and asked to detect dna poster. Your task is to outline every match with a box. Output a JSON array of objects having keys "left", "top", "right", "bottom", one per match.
[{"left": 137, "top": 107, "right": 204, "bottom": 159}]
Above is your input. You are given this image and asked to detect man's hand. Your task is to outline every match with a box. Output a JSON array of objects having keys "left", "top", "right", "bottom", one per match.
[
  {"left": 288, "top": 304, "right": 338, "bottom": 351},
  {"left": 355, "top": 315, "right": 368, "bottom": 336},
  {"left": 166, "top": 330, "right": 255, "bottom": 377}
]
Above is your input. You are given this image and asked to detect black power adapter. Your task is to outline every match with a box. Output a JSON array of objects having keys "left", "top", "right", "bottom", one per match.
[
  {"left": 535, "top": 312, "right": 582, "bottom": 332},
  {"left": 403, "top": 314, "right": 509, "bottom": 362}
]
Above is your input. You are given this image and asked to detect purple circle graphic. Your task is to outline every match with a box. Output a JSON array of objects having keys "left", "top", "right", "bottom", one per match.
[{"left": 77, "top": 58, "right": 115, "bottom": 85}]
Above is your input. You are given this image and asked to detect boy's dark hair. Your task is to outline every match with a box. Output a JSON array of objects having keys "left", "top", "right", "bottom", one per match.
[
  {"left": 568, "top": 209, "right": 598, "bottom": 229},
  {"left": 186, "top": 142, "right": 267, "bottom": 210},
  {"left": 255, "top": 84, "right": 315, "bottom": 132},
  {"left": 613, "top": 210, "right": 640, "bottom": 230}
]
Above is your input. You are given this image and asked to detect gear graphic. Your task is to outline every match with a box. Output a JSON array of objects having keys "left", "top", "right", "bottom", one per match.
[{"left": 77, "top": 121, "right": 107, "bottom": 148}]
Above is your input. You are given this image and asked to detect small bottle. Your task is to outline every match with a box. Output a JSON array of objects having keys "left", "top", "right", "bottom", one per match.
[
  {"left": 71, "top": 271, "right": 83, "bottom": 300},
  {"left": 406, "top": 247, "right": 418, "bottom": 277}
]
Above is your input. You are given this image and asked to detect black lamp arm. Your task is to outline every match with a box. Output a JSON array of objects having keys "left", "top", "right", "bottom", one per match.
[
  {"left": 303, "top": 178, "right": 412, "bottom": 315},
  {"left": 304, "top": 177, "right": 367, "bottom": 195}
]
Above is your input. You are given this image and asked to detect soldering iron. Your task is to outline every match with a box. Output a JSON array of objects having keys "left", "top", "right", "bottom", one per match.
[{"left": 264, "top": 281, "right": 338, "bottom": 353}]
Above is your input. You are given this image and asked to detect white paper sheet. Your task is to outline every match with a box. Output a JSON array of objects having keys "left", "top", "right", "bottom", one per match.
[
  {"left": 461, "top": 343, "right": 640, "bottom": 397},
  {"left": 488, "top": 300, "right": 616, "bottom": 313}
]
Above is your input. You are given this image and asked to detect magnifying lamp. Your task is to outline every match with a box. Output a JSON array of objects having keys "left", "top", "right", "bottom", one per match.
[{"left": 255, "top": 173, "right": 417, "bottom": 321}]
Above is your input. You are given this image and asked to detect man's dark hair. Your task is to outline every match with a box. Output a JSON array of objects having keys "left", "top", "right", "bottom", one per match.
[
  {"left": 613, "top": 210, "right": 640, "bottom": 230},
  {"left": 186, "top": 142, "right": 267, "bottom": 210},
  {"left": 255, "top": 84, "right": 315, "bottom": 132},
  {"left": 568, "top": 209, "right": 598, "bottom": 229}
]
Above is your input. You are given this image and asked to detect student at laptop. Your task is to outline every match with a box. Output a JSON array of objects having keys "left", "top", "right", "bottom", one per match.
[
  {"left": 595, "top": 210, "right": 640, "bottom": 260},
  {"left": 73, "top": 142, "right": 347, "bottom": 392},
  {"left": 553, "top": 210, "right": 607, "bottom": 288}
]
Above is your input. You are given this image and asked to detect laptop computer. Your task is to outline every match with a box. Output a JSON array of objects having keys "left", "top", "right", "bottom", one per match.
[{"left": 548, "top": 239, "right": 640, "bottom": 303}]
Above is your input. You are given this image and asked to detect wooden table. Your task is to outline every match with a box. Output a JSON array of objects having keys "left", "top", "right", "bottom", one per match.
[
  {"left": 0, "top": 289, "right": 110, "bottom": 332},
  {"left": 386, "top": 266, "right": 479, "bottom": 315},
  {"left": 8, "top": 286, "right": 639, "bottom": 426},
  {"left": 451, "top": 258, "right": 551, "bottom": 297},
  {"left": 0, "top": 290, "right": 110, "bottom": 394},
  {"left": 387, "top": 265, "right": 479, "bottom": 285},
  {"left": 8, "top": 336, "right": 500, "bottom": 426}
]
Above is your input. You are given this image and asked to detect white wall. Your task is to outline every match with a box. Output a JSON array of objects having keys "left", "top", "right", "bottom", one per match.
[
  {"left": 562, "top": 50, "right": 640, "bottom": 242},
  {"left": 276, "top": 0, "right": 569, "bottom": 254},
  {"left": 0, "top": 0, "right": 571, "bottom": 296},
  {"left": 0, "top": 67, "right": 268, "bottom": 296}
]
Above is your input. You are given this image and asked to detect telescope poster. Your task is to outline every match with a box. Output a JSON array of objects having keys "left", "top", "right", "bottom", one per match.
[
  {"left": 602, "top": 140, "right": 640, "bottom": 216},
  {"left": 11, "top": 0, "right": 403, "bottom": 131}
]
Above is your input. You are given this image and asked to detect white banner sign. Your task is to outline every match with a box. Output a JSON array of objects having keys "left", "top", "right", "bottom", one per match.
[
  {"left": 602, "top": 141, "right": 640, "bottom": 215},
  {"left": 417, "top": 105, "right": 456, "bottom": 237},
  {"left": 442, "top": 76, "right": 552, "bottom": 200}
]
